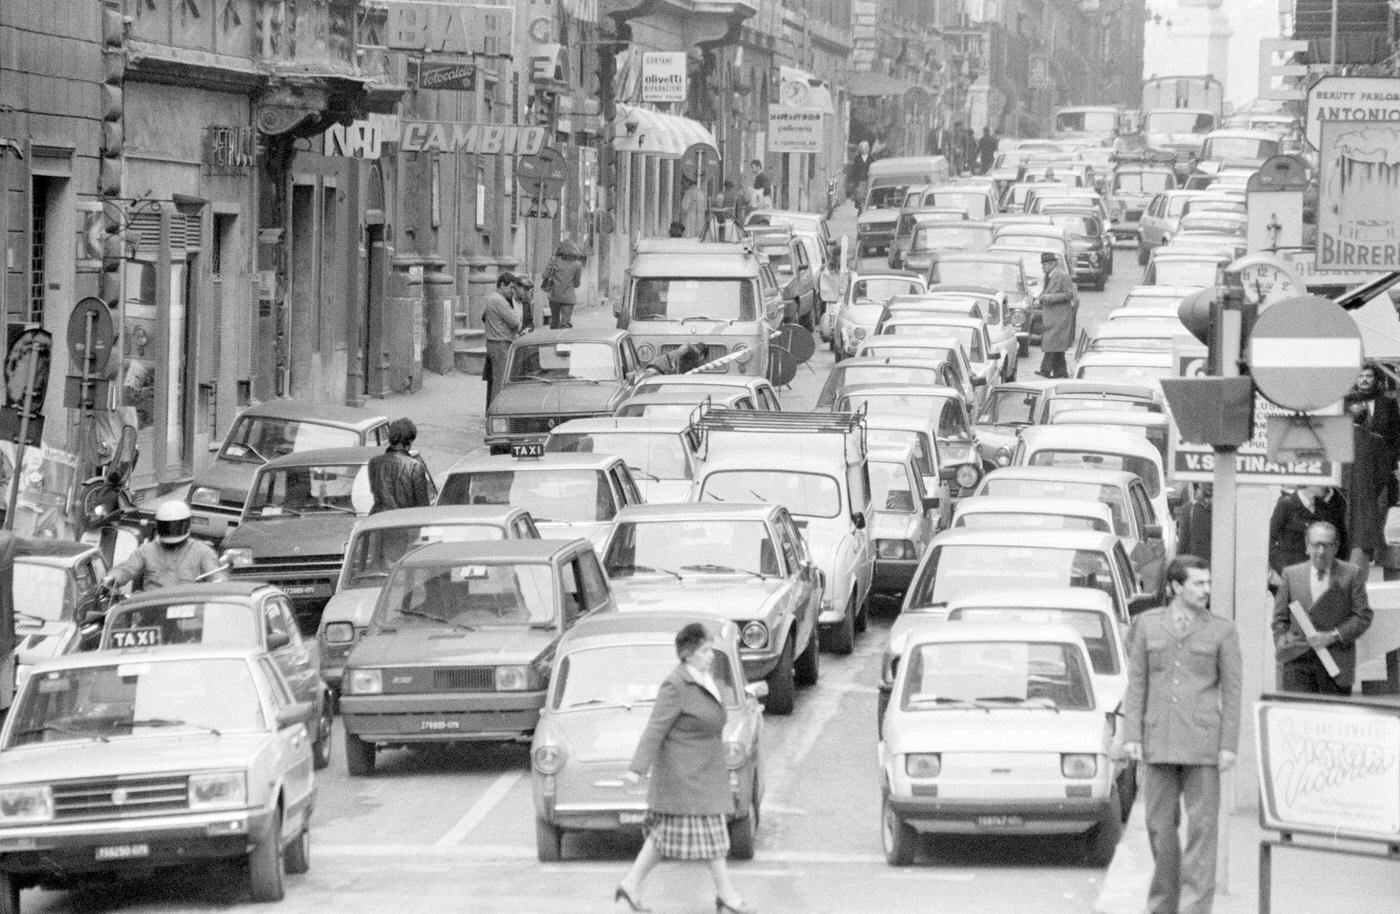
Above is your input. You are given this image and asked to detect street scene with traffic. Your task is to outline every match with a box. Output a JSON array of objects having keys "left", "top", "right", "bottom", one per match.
[{"left": 4, "top": 1, "right": 1400, "bottom": 914}]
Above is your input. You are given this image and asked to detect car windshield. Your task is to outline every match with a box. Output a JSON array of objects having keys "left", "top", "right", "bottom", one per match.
[
  {"left": 552, "top": 643, "right": 736, "bottom": 710},
  {"left": 911, "top": 225, "right": 989, "bottom": 253},
  {"left": 438, "top": 469, "right": 615, "bottom": 523},
  {"left": 103, "top": 602, "right": 259, "bottom": 648},
  {"left": 1203, "top": 137, "right": 1278, "bottom": 159},
  {"left": 1077, "top": 363, "right": 1172, "bottom": 383},
  {"left": 7, "top": 658, "right": 266, "bottom": 746},
  {"left": 508, "top": 342, "right": 618, "bottom": 382},
  {"left": 869, "top": 460, "right": 917, "bottom": 512},
  {"left": 343, "top": 524, "right": 507, "bottom": 588},
  {"left": 1028, "top": 449, "right": 1161, "bottom": 497},
  {"left": 899, "top": 639, "right": 1093, "bottom": 711},
  {"left": 1112, "top": 172, "right": 1174, "bottom": 194},
  {"left": 605, "top": 519, "right": 779, "bottom": 578},
  {"left": 860, "top": 344, "right": 954, "bottom": 363},
  {"left": 1049, "top": 214, "right": 1097, "bottom": 236},
  {"left": 1056, "top": 110, "right": 1117, "bottom": 134},
  {"left": 928, "top": 192, "right": 987, "bottom": 216},
  {"left": 547, "top": 431, "right": 691, "bottom": 481},
  {"left": 13, "top": 562, "right": 70, "bottom": 623},
  {"left": 376, "top": 561, "right": 556, "bottom": 628},
  {"left": 836, "top": 364, "right": 945, "bottom": 389},
  {"left": 630, "top": 278, "right": 757, "bottom": 323},
  {"left": 1144, "top": 111, "right": 1214, "bottom": 134},
  {"left": 911, "top": 545, "right": 1118, "bottom": 611},
  {"left": 245, "top": 463, "right": 372, "bottom": 517},
  {"left": 933, "top": 261, "right": 1026, "bottom": 294},
  {"left": 757, "top": 246, "right": 792, "bottom": 275},
  {"left": 979, "top": 478, "right": 1129, "bottom": 534},
  {"left": 220, "top": 416, "right": 359, "bottom": 464},
  {"left": 977, "top": 389, "right": 1039, "bottom": 426},
  {"left": 853, "top": 278, "right": 923, "bottom": 301},
  {"left": 949, "top": 608, "right": 1118, "bottom": 674},
  {"left": 700, "top": 470, "right": 840, "bottom": 518},
  {"left": 1180, "top": 216, "right": 1245, "bottom": 236},
  {"left": 954, "top": 511, "right": 1111, "bottom": 533},
  {"left": 866, "top": 184, "right": 912, "bottom": 208}
]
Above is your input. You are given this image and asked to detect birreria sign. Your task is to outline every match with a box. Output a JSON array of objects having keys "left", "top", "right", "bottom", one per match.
[{"left": 1307, "top": 77, "right": 1400, "bottom": 270}]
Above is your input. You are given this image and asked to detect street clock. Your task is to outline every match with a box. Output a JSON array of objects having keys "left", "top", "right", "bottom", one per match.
[{"left": 1227, "top": 254, "right": 1303, "bottom": 308}]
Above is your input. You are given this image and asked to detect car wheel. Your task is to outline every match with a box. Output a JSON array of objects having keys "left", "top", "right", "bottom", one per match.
[
  {"left": 0, "top": 872, "right": 18, "bottom": 914},
  {"left": 764, "top": 637, "right": 796, "bottom": 715},
  {"left": 881, "top": 792, "right": 917, "bottom": 866},
  {"left": 312, "top": 698, "right": 334, "bottom": 771},
  {"left": 535, "top": 818, "right": 564, "bottom": 862},
  {"left": 728, "top": 810, "right": 756, "bottom": 861},
  {"left": 1137, "top": 242, "right": 1149, "bottom": 266},
  {"left": 1017, "top": 337, "right": 1030, "bottom": 358},
  {"left": 854, "top": 587, "right": 869, "bottom": 633},
  {"left": 1085, "top": 786, "right": 1124, "bottom": 867},
  {"left": 822, "top": 591, "right": 856, "bottom": 655},
  {"left": 345, "top": 732, "right": 376, "bottom": 776},
  {"left": 1118, "top": 763, "right": 1138, "bottom": 822},
  {"left": 1106, "top": 250, "right": 1115, "bottom": 275},
  {"left": 248, "top": 807, "right": 286, "bottom": 902},
  {"left": 794, "top": 625, "right": 820, "bottom": 687},
  {"left": 283, "top": 820, "right": 311, "bottom": 875}
]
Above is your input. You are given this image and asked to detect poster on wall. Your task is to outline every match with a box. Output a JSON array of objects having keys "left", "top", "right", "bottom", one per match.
[
  {"left": 641, "top": 52, "right": 687, "bottom": 103},
  {"left": 768, "top": 110, "right": 823, "bottom": 154},
  {"left": 1317, "top": 120, "right": 1400, "bottom": 270}
]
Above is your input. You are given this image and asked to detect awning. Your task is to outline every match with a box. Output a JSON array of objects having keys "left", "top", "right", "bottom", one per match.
[
  {"left": 849, "top": 71, "right": 920, "bottom": 98},
  {"left": 779, "top": 65, "right": 835, "bottom": 115},
  {"left": 612, "top": 104, "right": 717, "bottom": 157}
]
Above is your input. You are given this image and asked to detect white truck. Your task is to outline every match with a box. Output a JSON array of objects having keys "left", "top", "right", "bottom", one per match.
[{"left": 1139, "top": 76, "right": 1224, "bottom": 182}]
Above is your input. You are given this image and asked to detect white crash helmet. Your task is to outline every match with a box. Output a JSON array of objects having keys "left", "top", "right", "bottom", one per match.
[{"left": 154, "top": 500, "right": 192, "bottom": 544}]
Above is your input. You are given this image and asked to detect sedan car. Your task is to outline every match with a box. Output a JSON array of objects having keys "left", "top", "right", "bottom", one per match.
[
  {"left": 869, "top": 445, "right": 940, "bottom": 596},
  {"left": 833, "top": 272, "right": 927, "bottom": 359},
  {"left": 879, "top": 623, "right": 1124, "bottom": 866},
  {"left": 1043, "top": 207, "right": 1112, "bottom": 290},
  {"left": 530, "top": 613, "right": 765, "bottom": 861},
  {"left": 0, "top": 647, "right": 315, "bottom": 904},
  {"left": 12, "top": 540, "right": 110, "bottom": 685},
  {"left": 602, "top": 503, "right": 821, "bottom": 714},
  {"left": 100, "top": 582, "right": 335, "bottom": 770},
  {"left": 546, "top": 417, "right": 702, "bottom": 504},
  {"left": 339, "top": 539, "right": 613, "bottom": 773}
]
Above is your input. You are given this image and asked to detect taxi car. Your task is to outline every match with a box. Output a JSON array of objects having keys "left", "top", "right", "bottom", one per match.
[
  {"left": 0, "top": 647, "right": 316, "bottom": 904},
  {"left": 223, "top": 446, "right": 386, "bottom": 627},
  {"left": 834, "top": 272, "right": 927, "bottom": 359},
  {"left": 436, "top": 452, "right": 643, "bottom": 550},
  {"left": 531, "top": 613, "right": 765, "bottom": 861},
  {"left": 602, "top": 503, "right": 821, "bottom": 714},
  {"left": 629, "top": 374, "right": 782, "bottom": 411},
  {"left": 12, "top": 540, "right": 110, "bottom": 686},
  {"left": 879, "top": 623, "right": 1124, "bottom": 865},
  {"left": 485, "top": 329, "right": 645, "bottom": 454},
  {"left": 315, "top": 505, "right": 540, "bottom": 697},
  {"left": 99, "top": 582, "right": 334, "bottom": 770},
  {"left": 339, "top": 539, "right": 612, "bottom": 774},
  {"left": 546, "top": 416, "right": 702, "bottom": 504},
  {"left": 187, "top": 400, "right": 388, "bottom": 542},
  {"left": 868, "top": 446, "right": 939, "bottom": 596}
]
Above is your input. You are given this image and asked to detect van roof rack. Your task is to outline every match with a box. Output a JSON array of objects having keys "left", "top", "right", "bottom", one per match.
[{"left": 691, "top": 407, "right": 867, "bottom": 458}]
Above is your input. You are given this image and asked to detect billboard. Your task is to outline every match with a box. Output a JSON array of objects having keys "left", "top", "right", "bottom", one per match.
[
  {"left": 768, "top": 109, "right": 823, "bottom": 154},
  {"left": 1317, "top": 120, "right": 1400, "bottom": 271},
  {"left": 641, "top": 53, "right": 687, "bottom": 103}
]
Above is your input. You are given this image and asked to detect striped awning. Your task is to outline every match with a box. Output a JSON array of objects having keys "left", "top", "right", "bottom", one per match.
[{"left": 612, "top": 104, "right": 717, "bottom": 157}]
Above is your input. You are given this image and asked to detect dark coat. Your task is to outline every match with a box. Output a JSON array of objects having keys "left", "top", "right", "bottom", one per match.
[
  {"left": 1272, "top": 558, "right": 1373, "bottom": 688},
  {"left": 1121, "top": 606, "right": 1242, "bottom": 765},
  {"left": 629, "top": 664, "right": 730, "bottom": 816},
  {"left": 367, "top": 446, "right": 433, "bottom": 514},
  {"left": 1268, "top": 490, "right": 1348, "bottom": 572},
  {"left": 1344, "top": 425, "right": 1391, "bottom": 552},
  {"left": 543, "top": 256, "right": 582, "bottom": 306},
  {"left": 1348, "top": 388, "right": 1400, "bottom": 504},
  {"left": 1038, "top": 265, "right": 1077, "bottom": 354}
]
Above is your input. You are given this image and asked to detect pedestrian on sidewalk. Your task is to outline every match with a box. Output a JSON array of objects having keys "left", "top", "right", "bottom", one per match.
[
  {"left": 367, "top": 418, "right": 434, "bottom": 514},
  {"left": 976, "top": 126, "right": 998, "bottom": 174},
  {"left": 1268, "top": 485, "right": 1348, "bottom": 593},
  {"left": 513, "top": 274, "right": 536, "bottom": 333},
  {"left": 482, "top": 272, "right": 521, "bottom": 408},
  {"left": 615, "top": 622, "right": 755, "bottom": 914},
  {"left": 748, "top": 159, "right": 770, "bottom": 211},
  {"left": 1272, "top": 520, "right": 1373, "bottom": 695},
  {"left": 541, "top": 240, "right": 583, "bottom": 329},
  {"left": 1122, "top": 555, "right": 1241, "bottom": 914},
  {"left": 1034, "top": 252, "right": 1076, "bottom": 379}
]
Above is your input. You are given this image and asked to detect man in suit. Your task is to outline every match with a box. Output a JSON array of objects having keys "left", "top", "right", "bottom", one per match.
[
  {"left": 1035, "top": 252, "right": 1077, "bottom": 379},
  {"left": 1122, "top": 555, "right": 1241, "bottom": 914},
  {"left": 1272, "top": 520, "right": 1373, "bottom": 694}
]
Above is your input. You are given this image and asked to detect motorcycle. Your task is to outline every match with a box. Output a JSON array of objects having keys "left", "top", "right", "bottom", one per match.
[{"left": 79, "top": 425, "right": 150, "bottom": 569}]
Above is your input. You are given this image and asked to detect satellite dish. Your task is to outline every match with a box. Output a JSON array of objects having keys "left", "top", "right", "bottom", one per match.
[
  {"left": 767, "top": 346, "right": 797, "bottom": 388},
  {"left": 772, "top": 323, "right": 816, "bottom": 365}
]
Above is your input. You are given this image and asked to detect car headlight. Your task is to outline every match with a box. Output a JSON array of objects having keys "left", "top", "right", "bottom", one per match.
[
  {"left": 189, "top": 486, "right": 221, "bottom": 507},
  {"left": 346, "top": 668, "right": 382, "bottom": 695},
  {"left": 740, "top": 621, "right": 768, "bottom": 650},
  {"left": 905, "top": 754, "right": 941, "bottom": 778},
  {"left": 188, "top": 772, "right": 247, "bottom": 811},
  {"left": 876, "top": 539, "right": 916, "bottom": 560},
  {"left": 0, "top": 786, "right": 53, "bottom": 823},
  {"left": 532, "top": 743, "right": 566, "bottom": 774},
  {"left": 1010, "top": 309, "right": 1026, "bottom": 328},
  {"left": 724, "top": 741, "right": 747, "bottom": 770},
  {"left": 1062, "top": 754, "right": 1097, "bottom": 778},
  {"left": 995, "top": 446, "right": 1012, "bottom": 467},
  {"left": 323, "top": 621, "right": 356, "bottom": 644},
  {"left": 223, "top": 547, "right": 253, "bottom": 568},
  {"left": 636, "top": 343, "right": 656, "bottom": 362},
  {"left": 955, "top": 464, "right": 982, "bottom": 489},
  {"left": 854, "top": 327, "right": 866, "bottom": 340},
  {"left": 495, "top": 665, "right": 529, "bottom": 691},
  {"left": 489, "top": 418, "right": 509, "bottom": 434}
]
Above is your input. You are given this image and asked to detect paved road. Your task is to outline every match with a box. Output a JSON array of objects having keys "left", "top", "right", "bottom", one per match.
[{"left": 23, "top": 234, "right": 1146, "bottom": 914}]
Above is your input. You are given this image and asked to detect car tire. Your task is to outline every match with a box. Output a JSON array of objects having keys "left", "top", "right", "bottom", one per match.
[
  {"left": 1106, "top": 250, "right": 1114, "bottom": 275},
  {"left": 284, "top": 820, "right": 311, "bottom": 875},
  {"left": 854, "top": 586, "right": 871, "bottom": 634},
  {"left": 1085, "top": 786, "right": 1124, "bottom": 867},
  {"left": 881, "top": 792, "right": 917, "bottom": 866},
  {"left": 0, "top": 872, "right": 18, "bottom": 914},
  {"left": 1017, "top": 337, "right": 1030, "bottom": 358},
  {"left": 765, "top": 637, "right": 796, "bottom": 715},
  {"left": 728, "top": 810, "right": 756, "bottom": 861},
  {"left": 822, "top": 592, "right": 856, "bottom": 655},
  {"left": 535, "top": 818, "right": 564, "bottom": 862},
  {"left": 1137, "top": 242, "right": 1149, "bottom": 266},
  {"left": 1118, "top": 763, "right": 1138, "bottom": 823},
  {"left": 312, "top": 698, "right": 334, "bottom": 771},
  {"left": 248, "top": 807, "right": 286, "bottom": 903},
  {"left": 794, "top": 626, "right": 820, "bottom": 687},
  {"left": 345, "top": 732, "right": 376, "bottom": 776}
]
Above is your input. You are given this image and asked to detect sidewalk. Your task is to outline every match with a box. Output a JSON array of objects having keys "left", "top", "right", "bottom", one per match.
[{"left": 1094, "top": 793, "right": 1400, "bottom": 914}]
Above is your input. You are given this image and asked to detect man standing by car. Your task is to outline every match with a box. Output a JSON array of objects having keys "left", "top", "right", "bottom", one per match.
[
  {"left": 483, "top": 271, "right": 522, "bottom": 408},
  {"left": 1035, "top": 252, "right": 1077, "bottom": 379},
  {"left": 368, "top": 418, "right": 434, "bottom": 514},
  {"left": 1122, "top": 555, "right": 1241, "bottom": 914}
]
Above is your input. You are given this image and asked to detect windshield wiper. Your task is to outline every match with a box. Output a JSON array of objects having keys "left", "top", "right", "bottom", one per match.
[
  {"left": 521, "top": 373, "right": 557, "bottom": 385},
  {"left": 396, "top": 608, "right": 476, "bottom": 633},
  {"left": 15, "top": 723, "right": 110, "bottom": 743},
  {"left": 681, "top": 563, "right": 765, "bottom": 580},
  {"left": 629, "top": 564, "right": 683, "bottom": 581},
  {"left": 308, "top": 501, "right": 357, "bottom": 515},
  {"left": 748, "top": 489, "right": 769, "bottom": 503},
  {"left": 627, "top": 465, "right": 661, "bottom": 482},
  {"left": 128, "top": 718, "right": 223, "bottom": 736},
  {"left": 703, "top": 491, "right": 726, "bottom": 502},
  {"left": 240, "top": 441, "right": 269, "bottom": 463},
  {"left": 907, "top": 696, "right": 984, "bottom": 710},
  {"left": 973, "top": 695, "right": 1060, "bottom": 712},
  {"left": 261, "top": 505, "right": 302, "bottom": 518}
]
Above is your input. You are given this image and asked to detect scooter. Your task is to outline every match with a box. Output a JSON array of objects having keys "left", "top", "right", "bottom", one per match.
[{"left": 79, "top": 425, "right": 150, "bottom": 569}]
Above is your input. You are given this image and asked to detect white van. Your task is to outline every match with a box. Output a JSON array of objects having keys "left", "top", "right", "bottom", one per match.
[{"left": 856, "top": 156, "right": 951, "bottom": 257}]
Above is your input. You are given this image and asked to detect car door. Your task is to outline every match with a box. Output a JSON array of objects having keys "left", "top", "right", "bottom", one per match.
[
  {"left": 904, "top": 456, "right": 937, "bottom": 547},
  {"left": 511, "top": 514, "right": 541, "bottom": 538},
  {"left": 777, "top": 509, "right": 821, "bottom": 646},
  {"left": 265, "top": 595, "right": 319, "bottom": 704},
  {"left": 611, "top": 463, "right": 644, "bottom": 507},
  {"left": 258, "top": 656, "right": 314, "bottom": 820},
  {"left": 73, "top": 556, "right": 107, "bottom": 650},
  {"left": 791, "top": 241, "right": 815, "bottom": 312}
]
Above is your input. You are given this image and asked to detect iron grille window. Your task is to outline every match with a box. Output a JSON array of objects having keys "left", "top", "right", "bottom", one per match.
[{"left": 29, "top": 183, "right": 46, "bottom": 323}]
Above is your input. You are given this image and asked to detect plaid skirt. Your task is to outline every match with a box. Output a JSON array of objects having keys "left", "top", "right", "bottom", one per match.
[{"left": 645, "top": 812, "right": 730, "bottom": 860}]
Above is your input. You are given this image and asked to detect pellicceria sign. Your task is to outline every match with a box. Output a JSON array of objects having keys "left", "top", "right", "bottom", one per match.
[{"left": 399, "top": 122, "right": 547, "bottom": 156}]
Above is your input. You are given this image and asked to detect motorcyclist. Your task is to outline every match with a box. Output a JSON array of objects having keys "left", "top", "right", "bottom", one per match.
[{"left": 101, "top": 500, "right": 225, "bottom": 591}]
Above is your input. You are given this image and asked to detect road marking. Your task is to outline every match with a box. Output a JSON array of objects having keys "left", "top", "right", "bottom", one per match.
[{"left": 432, "top": 770, "right": 523, "bottom": 848}]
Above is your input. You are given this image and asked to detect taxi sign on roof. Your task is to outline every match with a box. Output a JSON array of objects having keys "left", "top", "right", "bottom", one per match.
[{"left": 511, "top": 443, "right": 544, "bottom": 458}]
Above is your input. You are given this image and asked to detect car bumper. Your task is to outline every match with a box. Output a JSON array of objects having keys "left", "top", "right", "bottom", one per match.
[
  {"left": 227, "top": 568, "right": 336, "bottom": 609},
  {"left": 886, "top": 795, "right": 1112, "bottom": 834},
  {"left": 341, "top": 691, "right": 547, "bottom": 742},
  {"left": 537, "top": 769, "right": 750, "bottom": 832},
  {"left": 873, "top": 559, "right": 918, "bottom": 594}
]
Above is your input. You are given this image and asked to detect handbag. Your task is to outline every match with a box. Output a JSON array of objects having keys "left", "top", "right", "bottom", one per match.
[{"left": 540, "top": 263, "right": 555, "bottom": 295}]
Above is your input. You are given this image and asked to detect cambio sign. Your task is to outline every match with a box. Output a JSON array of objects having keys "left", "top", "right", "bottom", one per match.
[{"left": 642, "top": 53, "right": 687, "bottom": 103}]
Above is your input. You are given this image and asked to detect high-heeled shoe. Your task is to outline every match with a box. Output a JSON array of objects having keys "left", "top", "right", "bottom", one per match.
[
  {"left": 614, "top": 885, "right": 650, "bottom": 912},
  {"left": 716, "top": 897, "right": 757, "bottom": 914}
]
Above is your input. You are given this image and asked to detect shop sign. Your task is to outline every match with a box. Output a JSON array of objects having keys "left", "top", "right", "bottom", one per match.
[
  {"left": 642, "top": 53, "right": 687, "bottom": 103},
  {"left": 768, "top": 109, "right": 823, "bottom": 154},
  {"left": 383, "top": 2, "right": 513, "bottom": 55},
  {"left": 399, "top": 122, "right": 547, "bottom": 156},
  {"left": 1317, "top": 120, "right": 1400, "bottom": 271},
  {"left": 204, "top": 126, "right": 255, "bottom": 171},
  {"left": 1305, "top": 76, "right": 1400, "bottom": 147},
  {"left": 419, "top": 60, "right": 476, "bottom": 91}
]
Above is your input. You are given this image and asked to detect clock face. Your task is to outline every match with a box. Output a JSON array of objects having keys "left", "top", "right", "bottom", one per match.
[{"left": 1238, "top": 261, "right": 1301, "bottom": 306}]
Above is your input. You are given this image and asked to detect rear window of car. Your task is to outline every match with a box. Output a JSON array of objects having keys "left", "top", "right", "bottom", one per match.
[
  {"left": 954, "top": 511, "right": 1110, "bottom": 533},
  {"left": 853, "top": 278, "right": 923, "bottom": 301},
  {"left": 1026, "top": 449, "right": 1161, "bottom": 497},
  {"left": 910, "top": 545, "right": 1118, "bottom": 612},
  {"left": 899, "top": 639, "right": 1093, "bottom": 711},
  {"left": 979, "top": 478, "right": 1129, "bottom": 534},
  {"left": 947, "top": 607, "right": 1118, "bottom": 674},
  {"left": 699, "top": 470, "right": 840, "bottom": 519}
]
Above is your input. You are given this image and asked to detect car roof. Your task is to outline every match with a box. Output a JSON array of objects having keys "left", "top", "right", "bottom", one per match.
[
  {"left": 1051, "top": 409, "right": 1168, "bottom": 428},
  {"left": 1090, "top": 318, "right": 1183, "bottom": 337},
  {"left": 937, "top": 252, "right": 1025, "bottom": 266},
  {"left": 1022, "top": 424, "right": 1162, "bottom": 457},
  {"left": 835, "top": 356, "right": 953, "bottom": 370},
  {"left": 982, "top": 464, "right": 1139, "bottom": 487},
  {"left": 954, "top": 496, "right": 1114, "bottom": 519},
  {"left": 618, "top": 391, "right": 749, "bottom": 409},
  {"left": 838, "top": 383, "right": 962, "bottom": 398},
  {"left": 28, "top": 644, "right": 266, "bottom": 675},
  {"left": 865, "top": 412, "right": 937, "bottom": 434},
  {"left": 513, "top": 328, "right": 627, "bottom": 345},
  {"left": 1075, "top": 351, "right": 1173, "bottom": 368},
  {"left": 629, "top": 241, "right": 760, "bottom": 278},
  {"left": 947, "top": 586, "right": 1115, "bottom": 614},
  {"left": 902, "top": 620, "right": 1087, "bottom": 648},
  {"left": 853, "top": 269, "right": 925, "bottom": 282},
  {"left": 1205, "top": 128, "right": 1279, "bottom": 141},
  {"left": 883, "top": 314, "right": 982, "bottom": 330},
  {"left": 1045, "top": 380, "right": 1159, "bottom": 400},
  {"left": 561, "top": 612, "right": 737, "bottom": 651},
  {"left": 350, "top": 504, "right": 532, "bottom": 532},
  {"left": 114, "top": 581, "right": 272, "bottom": 610},
  {"left": 859, "top": 339, "right": 959, "bottom": 354},
  {"left": 550, "top": 416, "right": 694, "bottom": 434},
  {"left": 237, "top": 398, "right": 387, "bottom": 429},
  {"left": 613, "top": 503, "right": 779, "bottom": 523},
  {"left": 930, "top": 526, "right": 1122, "bottom": 551},
  {"left": 259, "top": 446, "right": 382, "bottom": 470},
  {"left": 444, "top": 452, "right": 626, "bottom": 474},
  {"left": 397, "top": 539, "right": 586, "bottom": 566},
  {"left": 1124, "top": 285, "right": 1200, "bottom": 299},
  {"left": 921, "top": 285, "right": 1003, "bottom": 299}
]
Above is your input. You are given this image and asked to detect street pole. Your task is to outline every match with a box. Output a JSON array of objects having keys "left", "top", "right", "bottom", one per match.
[{"left": 1330, "top": 0, "right": 1339, "bottom": 67}]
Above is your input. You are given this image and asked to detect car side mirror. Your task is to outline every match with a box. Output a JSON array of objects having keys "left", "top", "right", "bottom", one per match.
[
  {"left": 276, "top": 701, "right": 313, "bottom": 730},
  {"left": 612, "top": 298, "right": 622, "bottom": 317},
  {"left": 1129, "top": 593, "right": 1157, "bottom": 617},
  {"left": 972, "top": 376, "right": 987, "bottom": 387},
  {"left": 1143, "top": 524, "right": 1163, "bottom": 540},
  {"left": 852, "top": 511, "right": 867, "bottom": 530},
  {"left": 267, "top": 631, "right": 292, "bottom": 651}
]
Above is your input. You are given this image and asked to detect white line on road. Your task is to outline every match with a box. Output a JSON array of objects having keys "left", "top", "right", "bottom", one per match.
[{"left": 432, "top": 770, "right": 523, "bottom": 848}]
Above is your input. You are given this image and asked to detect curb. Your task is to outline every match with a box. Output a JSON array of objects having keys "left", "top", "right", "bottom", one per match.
[{"left": 1093, "top": 794, "right": 1151, "bottom": 914}]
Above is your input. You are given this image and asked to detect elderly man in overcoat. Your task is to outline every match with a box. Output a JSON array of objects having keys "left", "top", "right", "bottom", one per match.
[{"left": 1035, "top": 251, "right": 1077, "bottom": 378}]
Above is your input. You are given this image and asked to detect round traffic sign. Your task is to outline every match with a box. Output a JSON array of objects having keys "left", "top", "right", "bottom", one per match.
[
  {"left": 67, "top": 297, "right": 116, "bottom": 375},
  {"left": 1249, "top": 294, "right": 1363, "bottom": 412},
  {"left": 681, "top": 143, "right": 721, "bottom": 184},
  {"left": 517, "top": 147, "right": 568, "bottom": 197}
]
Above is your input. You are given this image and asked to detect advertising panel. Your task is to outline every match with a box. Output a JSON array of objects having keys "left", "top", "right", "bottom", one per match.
[
  {"left": 641, "top": 52, "right": 687, "bottom": 103},
  {"left": 768, "top": 109, "right": 823, "bottom": 154},
  {"left": 1317, "top": 120, "right": 1400, "bottom": 271}
]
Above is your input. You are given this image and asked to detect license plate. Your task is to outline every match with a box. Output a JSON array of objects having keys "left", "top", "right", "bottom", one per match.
[
  {"left": 976, "top": 815, "right": 1024, "bottom": 828},
  {"left": 109, "top": 628, "right": 161, "bottom": 648},
  {"left": 95, "top": 843, "right": 149, "bottom": 861},
  {"left": 618, "top": 812, "right": 645, "bottom": 825},
  {"left": 191, "top": 516, "right": 210, "bottom": 527},
  {"left": 419, "top": 719, "right": 460, "bottom": 732},
  {"left": 280, "top": 584, "right": 319, "bottom": 596}
]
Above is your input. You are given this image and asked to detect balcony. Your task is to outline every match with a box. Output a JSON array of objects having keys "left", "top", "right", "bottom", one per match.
[{"left": 602, "top": 0, "right": 759, "bottom": 46}]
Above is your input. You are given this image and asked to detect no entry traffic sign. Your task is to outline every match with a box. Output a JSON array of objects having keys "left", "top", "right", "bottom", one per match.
[{"left": 1248, "top": 294, "right": 1362, "bottom": 412}]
